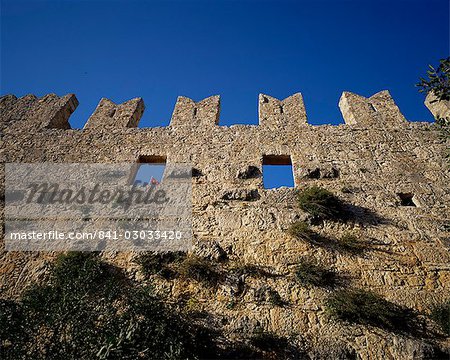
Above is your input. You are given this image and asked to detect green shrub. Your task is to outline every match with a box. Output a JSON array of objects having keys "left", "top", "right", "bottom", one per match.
[
  {"left": 294, "top": 259, "right": 337, "bottom": 287},
  {"left": 136, "top": 251, "right": 186, "bottom": 278},
  {"left": 338, "top": 233, "right": 365, "bottom": 254},
  {"left": 0, "top": 300, "right": 27, "bottom": 359},
  {"left": 326, "top": 289, "right": 415, "bottom": 332},
  {"left": 288, "top": 220, "right": 316, "bottom": 241},
  {"left": 297, "top": 186, "right": 347, "bottom": 220},
  {"left": 416, "top": 57, "right": 450, "bottom": 103},
  {"left": 4, "top": 252, "right": 218, "bottom": 360},
  {"left": 219, "top": 342, "right": 261, "bottom": 359},
  {"left": 177, "top": 255, "right": 220, "bottom": 285},
  {"left": 430, "top": 300, "right": 450, "bottom": 335},
  {"left": 51, "top": 251, "right": 112, "bottom": 288}
]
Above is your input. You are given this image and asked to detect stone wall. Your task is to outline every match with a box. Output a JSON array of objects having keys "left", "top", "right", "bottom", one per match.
[{"left": 1, "top": 90, "right": 449, "bottom": 358}]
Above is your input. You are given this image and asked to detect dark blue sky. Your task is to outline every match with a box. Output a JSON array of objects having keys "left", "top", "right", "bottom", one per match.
[{"left": 1, "top": 0, "right": 449, "bottom": 128}]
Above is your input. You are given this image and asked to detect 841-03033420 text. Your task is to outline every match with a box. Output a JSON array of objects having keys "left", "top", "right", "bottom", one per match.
[{"left": 8, "top": 230, "right": 184, "bottom": 241}]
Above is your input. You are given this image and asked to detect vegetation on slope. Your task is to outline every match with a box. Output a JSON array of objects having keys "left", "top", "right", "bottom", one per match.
[{"left": 0, "top": 252, "right": 214, "bottom": 360}]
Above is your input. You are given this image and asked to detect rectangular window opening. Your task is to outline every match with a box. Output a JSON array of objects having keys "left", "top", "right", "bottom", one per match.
[
  {"left": 262, "top": 155, "right": 294, "bottom": 189},
  {"left": 137, "top": 155, "right": 167, "bottom": 164},
  {"left": 130, "top": 155, "right": 167, "bottom": 186}
]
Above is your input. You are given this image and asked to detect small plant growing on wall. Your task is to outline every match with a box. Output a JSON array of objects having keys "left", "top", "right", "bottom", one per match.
[
  {"left": 297, "top": 186, "right": 348, "bottom": 221},
  {"left": 294, "top": 258, "right": 337, "bottom": 288},
  {"left": 288, "top": 220, "right": 316, "bottom": 241},
  {"left": 230, "top": 263, "right": 273, "bottom": 278},
  {"left": 136, "top": 251, "right": 186, "bottom": 279},
  {"left": 325, "top": 288, "right": 416, "bottom": 333},
  {"left": 177, "top": 255, "right": 220, "bottom": 286},
  {"left": 338, "top": 232, "right": 365, "bottom": 254}
]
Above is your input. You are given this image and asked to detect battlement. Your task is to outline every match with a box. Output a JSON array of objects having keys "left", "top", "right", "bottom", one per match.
[
  {"left": 84, "top": 97, "right": 144, "bottom": 130},
  {"left": 0, "top": 93, "right": 78, "bottom": 130},
  {"left": 338, "top": 90, "right": 407, "bottom": 126},
  {"left": 2, "top": 90, "right": 445, "bottom": 132}
]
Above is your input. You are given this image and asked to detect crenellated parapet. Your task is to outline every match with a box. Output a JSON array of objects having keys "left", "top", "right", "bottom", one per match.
[
  {"left": 170, "top": 96, "right": 220, "bottom": 127},
  {"left": 0, "top": 93, "right": 78, "bottom": 130},
  {"left": 258, "top": 93, "right": 307, "bottom": 128},
  {"left": 1, "top": 89, "right": 440, "bottom": 132},
  {"left": 84, "top": 97, "right": 145, "bottom": 129},
  {"left": 338, "top": 90, "right": 406, "bottom": 126}
]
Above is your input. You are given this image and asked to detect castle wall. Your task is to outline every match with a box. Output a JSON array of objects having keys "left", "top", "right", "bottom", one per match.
[{"left": 1, "top": 91, "right": 449, "bottom": 358}]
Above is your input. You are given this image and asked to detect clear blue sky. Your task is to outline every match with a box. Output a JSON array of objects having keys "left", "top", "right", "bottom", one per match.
[
  {"left": 1, "top": 0, "right": 449, "bottom": 129},
  {"left": 135, "top": 164, "right": 165, "bottom": 185}
]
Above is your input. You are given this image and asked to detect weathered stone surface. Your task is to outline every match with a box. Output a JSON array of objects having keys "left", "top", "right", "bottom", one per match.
[
  {"left": 259, "top": 92, "right": 307, "bottom": 129},
  {"left": 193, "top": 239, "right": 227, "bottom": 261},
  {"left": 237, "top": 165, "right": 261, "bottom": 179},
  {"left": 0, "top": 93, "right": 78, "bottom": 131},
  {"left": 170, "top": 95, "right": 220, "bottom": 127},
  {"left": 84, "top": 97, "right": 144, "bottom": 129},
  {"left": 298, "top": 164, "right": 339, "bottom": 179},
  {"left": 221, "top": 188, "right": 260, "bottom": 201},
  {"left": 425, "top": 93, "right": 450, "bottom": 125},
  {"left": 339, "top": 90, "right": 406, "bottom": 126},
  {"left": 1, "top": 90, "right": 449, "bottom": 359}
]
